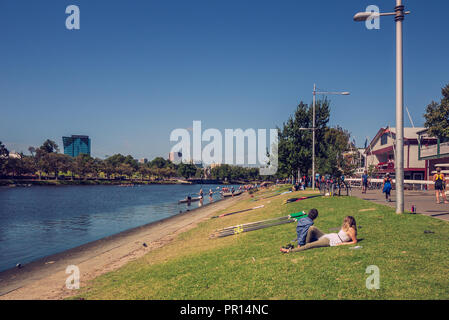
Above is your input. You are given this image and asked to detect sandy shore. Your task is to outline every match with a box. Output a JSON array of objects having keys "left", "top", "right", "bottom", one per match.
[{"left": 0, "top": 195, "right": 245, "bottom": 300}]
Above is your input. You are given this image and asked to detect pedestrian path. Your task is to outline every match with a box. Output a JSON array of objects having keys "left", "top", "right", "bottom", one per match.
[{"left": 351, "top": 188, "right": 449, "bottom": 222}]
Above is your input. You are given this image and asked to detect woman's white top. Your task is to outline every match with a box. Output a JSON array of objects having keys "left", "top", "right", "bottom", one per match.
[{"left": 321, "top": 229, "right": 351, "bottom": 246}]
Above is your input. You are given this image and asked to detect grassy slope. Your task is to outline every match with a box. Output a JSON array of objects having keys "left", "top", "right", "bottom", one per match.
[{"left": 73, "top": 186, "right": 449, "bottom": 300}]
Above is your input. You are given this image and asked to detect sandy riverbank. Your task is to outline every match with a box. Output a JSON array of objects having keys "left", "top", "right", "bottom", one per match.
[{"left": 0, "top": 194, "right": 247, "bottom": 300}]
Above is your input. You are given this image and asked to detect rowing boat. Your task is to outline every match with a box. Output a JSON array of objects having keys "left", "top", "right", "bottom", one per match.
[
  {"left": 222, "top": 190, "right": 243, "bottom": 197},
  {"left": 178, "top": 196, "right": 202, "bottom": 204}
]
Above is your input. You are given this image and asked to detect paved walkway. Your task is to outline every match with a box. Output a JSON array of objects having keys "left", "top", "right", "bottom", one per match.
[{"left": 351, "top": 188, "right": 449, "bottom": 222}]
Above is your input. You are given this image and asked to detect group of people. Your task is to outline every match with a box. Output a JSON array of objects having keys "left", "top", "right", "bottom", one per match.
[
  {"left": 361, "top": 171, "right": 393, "bottom": 202},
  {"left": 279, "top": 166, "right": 448, "bottom": 253},
  {"left": 361, "top": 167, "right": 448, "bottom": 204},
  {"left": 189, "top": 184, "right": 260, "bottom": 205},
  {"left": 280, "top": 209, "right": 358, "bottom": 253}
]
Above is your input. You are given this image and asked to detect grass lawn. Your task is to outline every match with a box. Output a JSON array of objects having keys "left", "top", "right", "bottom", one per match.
[{"left": 72, "top": 186, "right": 449, "bottom": 300}]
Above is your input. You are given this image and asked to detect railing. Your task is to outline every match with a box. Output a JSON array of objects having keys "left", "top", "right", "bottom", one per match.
[{"left": 345, "top": 178, "right": 439, "bottom": 191}]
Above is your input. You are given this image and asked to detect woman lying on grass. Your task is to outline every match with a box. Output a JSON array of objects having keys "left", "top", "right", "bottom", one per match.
[{"left": 280, "top": 216, "right": 358, "bottom": 253}]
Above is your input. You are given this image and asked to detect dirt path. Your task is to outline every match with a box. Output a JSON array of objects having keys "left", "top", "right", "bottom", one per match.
[{"left": 0, "top": 195, "right": 244, "bottom": 300}]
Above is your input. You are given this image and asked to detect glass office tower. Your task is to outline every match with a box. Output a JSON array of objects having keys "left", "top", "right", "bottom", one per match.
[{"left": 63, "top": 135, "right": 91, "bottom": 157}]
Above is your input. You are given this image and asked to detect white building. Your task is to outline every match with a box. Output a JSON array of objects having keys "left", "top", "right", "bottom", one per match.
[{"left": 365, "top": 127, "right": 431, "bottom": 180}]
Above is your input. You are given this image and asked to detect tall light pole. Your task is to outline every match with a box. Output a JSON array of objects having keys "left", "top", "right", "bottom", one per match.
[
  {"left": 311, "top": 85, "right": 350, "bottom": 190},
  {"left": 353, "top": 1, "right": 410, "bottom": 214}
]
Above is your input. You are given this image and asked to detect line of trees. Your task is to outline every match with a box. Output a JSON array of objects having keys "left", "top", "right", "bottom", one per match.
[
  {"left": 0, "top": 140, "right": 264, "bottom": 182},
  {"left": 0, "top": 140, "right": 187, "bottom": 181}
]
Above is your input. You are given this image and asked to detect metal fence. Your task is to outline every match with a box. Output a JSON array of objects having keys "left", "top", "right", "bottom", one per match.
[{"left": 345, "top": 178, "right": 437, "bottom": 191}]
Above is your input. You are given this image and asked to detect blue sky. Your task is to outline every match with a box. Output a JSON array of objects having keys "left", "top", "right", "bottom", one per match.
[{"left": 1, "top": 0, "right": 448, "bottom": 160}]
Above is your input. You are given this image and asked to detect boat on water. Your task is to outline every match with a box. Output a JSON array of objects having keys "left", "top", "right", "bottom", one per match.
[
  {"left": 178, "top": 196, "right": 203, "bottom": 204},
  {"left": 222, "top": 190, "right": 243, "bottom": 197}
]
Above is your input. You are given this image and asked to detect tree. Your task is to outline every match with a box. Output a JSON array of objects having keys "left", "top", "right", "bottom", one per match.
[
  {"left": 28, "top": 146, "right": 36, "bottom": 157},
  {"left": 150, "top": 157, "right": 170, "bottom": 169},
  {"left": 5, "top": 156, "right": 21, "bottom": 177},
  {"left": 317, "top": 126, "right": 353, "bottom": 177},
  {"left": 101, "top": 159, "right": 115, "bottom": 179},
  {"left": 21, "top": 156, "right": 37, "bottom": 176},
  {"left": 160, "top": 167, "right": 177, "bottom": 179},
  {"left": 123, "top": 155, "right": 138, "bottom": 172},
  {"left": 33, "top": 140, "right": 60, "bottom": 179},
  {"left": 0, "top": 141, "right": 9, "bottom": 177},
  {"left": 116, "top": 163, "right": 134, "bottom": 179},
  {"left": 277, "top": 99, "right": 330, "bottom": 180},
  {"left": 177, "top": 163, "right": 197, "bottom": 179},
  {"left": 46, "top": 153, "right": 71, "bottom": 179},
  {"left": 138, "top": 164, "right": 151, "bottom": 181},
  {"left": 72, "top": 154, "right": 94, "bottom": 179},
  {"left": 424, "top": 83, "right": 449, "bottom": 141},
  {"left": 40, "top": 139, "right": 59, "bottom": 153}
]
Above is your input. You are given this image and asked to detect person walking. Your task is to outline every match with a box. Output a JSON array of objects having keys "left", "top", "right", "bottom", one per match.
[
  {"left": 383, "top": 173, "right": 393, "bottom": 202},
  {"left": 433, "top": 167, "right": 449, "bottom": 204},
  {"left": 361, "top": 171, "right": 369, "bottom": 194}
]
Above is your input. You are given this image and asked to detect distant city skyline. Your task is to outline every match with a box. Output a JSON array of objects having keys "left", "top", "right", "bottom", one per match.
[{"left": 1, "top": 0, "right": 448, "bottom": 160}]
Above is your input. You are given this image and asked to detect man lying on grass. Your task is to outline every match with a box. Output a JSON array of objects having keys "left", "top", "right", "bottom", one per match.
[{"left": 280, "top": 216, "right": 358, "bottom": 253}]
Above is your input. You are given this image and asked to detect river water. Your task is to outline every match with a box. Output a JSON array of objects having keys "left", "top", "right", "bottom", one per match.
[{"left": 0, "top": 184, "right": 240, "bottom": 272}]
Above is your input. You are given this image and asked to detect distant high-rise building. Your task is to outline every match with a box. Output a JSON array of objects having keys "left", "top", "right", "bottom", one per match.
[
  {"left": 168, "top": 151, "right": 182, "bottom": 164},
  {"left": 139, "top": 158, "right": 148, "bottom": 164},
  {"left": 63, "top": 135, "right": 91, "bottom": 157}
]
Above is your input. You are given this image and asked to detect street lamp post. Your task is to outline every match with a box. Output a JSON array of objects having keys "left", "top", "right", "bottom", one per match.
[
  {"left": 311, "top": 85, "right": 350, "bottom": 190},
  {"left": 353, "top": 1, "right": 410, "bottom": 214}
]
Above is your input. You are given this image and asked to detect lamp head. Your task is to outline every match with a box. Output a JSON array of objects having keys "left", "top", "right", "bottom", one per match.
[{"left": 353, "top": 12, "right": 377, "bottom": 22}]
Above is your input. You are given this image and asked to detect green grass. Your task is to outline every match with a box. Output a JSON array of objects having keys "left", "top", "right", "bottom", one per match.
[{"left": 72, "top": 186, "right": 449, "bottom": 300}]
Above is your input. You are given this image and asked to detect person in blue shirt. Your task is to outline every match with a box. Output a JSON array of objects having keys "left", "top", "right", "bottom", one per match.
[
  {"left": 361, "top": 171, "right": 369, "bottom": 194},
  {"left": 280, "top": 209, "right": 319, "bottom": 252},
  {"left": 297, "top": 208, "right": 319, "bottom": 246}
]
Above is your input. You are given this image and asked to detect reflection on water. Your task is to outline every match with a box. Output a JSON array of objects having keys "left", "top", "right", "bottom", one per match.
[{"left": 0, "top": 184, "right": 238, "bottom": 272}]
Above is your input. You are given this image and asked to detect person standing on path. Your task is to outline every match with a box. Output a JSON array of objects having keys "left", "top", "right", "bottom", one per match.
[
  {"left": 362, "top": 171, "right": 369, "bottom": 194},
  {"left": 383, "top": 173, "right": 392, "bottom": 202},
  {"left": 433, "top": 167, "right": 449, "bottom": 204}
]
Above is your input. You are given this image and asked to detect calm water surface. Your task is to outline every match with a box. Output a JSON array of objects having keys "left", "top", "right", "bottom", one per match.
[{"left": 0, "top": 184, "right": 239, "bottom": 272}]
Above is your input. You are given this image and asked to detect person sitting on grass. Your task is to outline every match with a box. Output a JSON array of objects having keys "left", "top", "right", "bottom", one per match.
[
  {"left": 281, "top": 209, "right": 319, "bottom": 251},
  {"left": 280, "top": 216, "right": 358, "bottom": 253}
]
